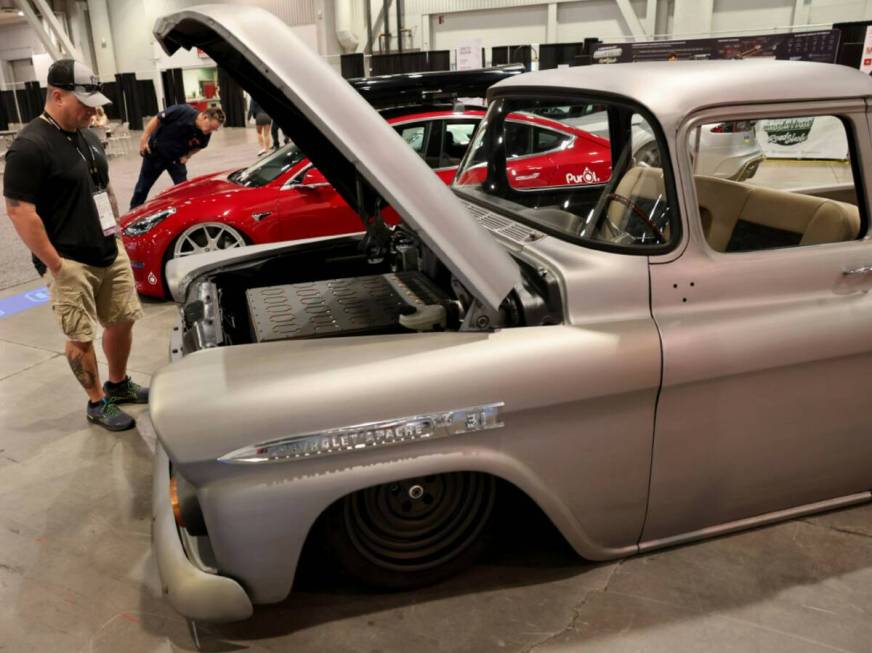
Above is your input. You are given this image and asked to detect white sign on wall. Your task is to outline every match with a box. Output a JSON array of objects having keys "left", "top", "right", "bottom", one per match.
[
  {"left": 756, "top": 116, "right": 849, "bottom": 160},
  {"left": 456, "top": 39, "right": 483, "bottom": 71},
  {"left": 860, "top": 26, "right": 872, "bottom": 74}
]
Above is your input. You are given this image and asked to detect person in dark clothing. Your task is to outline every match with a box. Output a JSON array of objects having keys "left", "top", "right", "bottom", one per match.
[
  {"left": 271, "top": 119, "right": 290, "bottom": 151},
  {"left": 129, "top": 104, "right": 225, "bottom": 208},
  {"left": 3, "top": 59, "right": 147, "bottom": 431},
  {"left": 248, "top": 97, "right": 272, "bottom": 155}
]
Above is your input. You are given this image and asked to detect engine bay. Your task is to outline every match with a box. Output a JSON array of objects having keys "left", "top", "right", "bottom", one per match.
[
  {"left": 246, "top": 271, "right": 452, "bottom": 342},
  {"left": 177, "top": 227, "right": 561, "bottom": 355}
]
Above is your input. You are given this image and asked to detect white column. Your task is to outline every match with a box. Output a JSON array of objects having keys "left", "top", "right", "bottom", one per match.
[
  {"left": 421, "top": 13, "right": 430, "bottom": 50},
  {"left": 645, "top": 0, "right": 657, "bottom": 36},
  {"left": 672, "top": 0, "right": 713, "bottom": 37},
  {"left": 792, "top": 0, "right": 810, "bottom": 27},
  {"left": 546, "top": 4, "right": 557, "bottom": 43},
  {"left": 86, "top": 0, "right": 117, "bottom": 80}
]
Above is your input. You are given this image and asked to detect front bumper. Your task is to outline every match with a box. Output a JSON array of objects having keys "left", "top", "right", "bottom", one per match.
[{"left": 151, "top": 442, "right": 253, "bottom": 622}]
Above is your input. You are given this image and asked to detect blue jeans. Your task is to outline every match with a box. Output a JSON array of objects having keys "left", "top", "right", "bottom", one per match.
[{"left": 129, "top": 155, "right": 188, "bottom": 209}]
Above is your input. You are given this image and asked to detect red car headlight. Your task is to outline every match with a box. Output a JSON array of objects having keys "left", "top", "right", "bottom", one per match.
[{"left": 123, "top": 208, "right": 176, "bottom": 236}]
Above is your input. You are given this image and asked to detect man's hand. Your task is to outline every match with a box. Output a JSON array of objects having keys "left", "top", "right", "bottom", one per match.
[
  {"left": 139, "top": 115, "right": 160, "bottom": 156},
  {"left": 178, "top": 154, "right": 189, "bottom": 165},
  {"left": 5, "top": 197, "right": 62, "bottom": 275},
  {"left": 48, "top": 258, "right": 63, "bottom": 275}
]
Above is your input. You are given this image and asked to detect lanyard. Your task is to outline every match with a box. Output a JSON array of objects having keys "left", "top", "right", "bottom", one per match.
[{"left": 40, "top": 112, "right": 103, "bottom": 190}]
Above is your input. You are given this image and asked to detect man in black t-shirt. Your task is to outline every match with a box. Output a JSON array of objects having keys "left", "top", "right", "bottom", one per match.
[
  {"left": 129, "top": 104, "right": 225, "bottom": 208},
  {"left": 3, "top": 59, "right": 148, "bottom": 432}
]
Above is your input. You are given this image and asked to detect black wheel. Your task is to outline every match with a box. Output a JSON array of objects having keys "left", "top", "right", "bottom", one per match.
[{"left": 326, "top": 472, "right": 497, "bottom": 590}]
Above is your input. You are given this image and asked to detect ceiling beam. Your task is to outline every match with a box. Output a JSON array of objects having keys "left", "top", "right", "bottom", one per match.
[
  {"left": 616, "top": 0, "right": 647, "bottom": 39},
  {"left": 12, "top": 0, "right": 61, "bottom": 60},
  {"left": 30, "top": 0, "right": 84, "bottom": 60}
]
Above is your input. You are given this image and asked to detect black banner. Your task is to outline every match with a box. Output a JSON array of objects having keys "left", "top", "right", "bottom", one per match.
[
  {"left": 592, "top": 30, "right": 840, "bottom": 64},
  {"left": 217, "top": 66, "right": 246, "bottom": 127},
  {"left": 161, "top": 68, "right": 185, "bottom": 108},
  {"left": 137, "top": 79, "right": 158, "bottom": 118},
  {"left": 341, "top": 53, "right": 365, "bottom": 79},
  {"left": 370, "top": 51, "right": 450, "bottom": 75},
  {"left": 1, "top": 90, "right": 19, "bottom": 126},
  {"left": 492, "top": 45, "right": 532, "bottom": 71}
]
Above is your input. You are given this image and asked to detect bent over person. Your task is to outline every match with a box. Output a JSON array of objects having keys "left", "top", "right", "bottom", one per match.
[
  {"left": 129, "top": 104, "right": 225, "bottom": 208},
  {"left": 3, "top": 59, "right": 147, "bottom": 431}
]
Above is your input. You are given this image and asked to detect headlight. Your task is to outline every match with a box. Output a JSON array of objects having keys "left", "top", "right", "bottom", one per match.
[{"left": 122, "top": 207, "right": 176, "bottom": 236}]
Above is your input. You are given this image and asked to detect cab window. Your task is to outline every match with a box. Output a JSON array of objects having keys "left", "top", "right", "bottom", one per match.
[
  {"left": 454, "top": 97, "right": 678, "bottom": 252},
  {"left": 691, "top": 115, "right": 864, "bottom": 253}
]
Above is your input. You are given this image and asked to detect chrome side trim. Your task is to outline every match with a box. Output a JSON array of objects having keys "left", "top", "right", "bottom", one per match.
[
  {"left": 638, "top": 492, "right": 872, "bottom": 553},
  {"left": 219, "top": 402, "right": 505, "bottom": 464}
]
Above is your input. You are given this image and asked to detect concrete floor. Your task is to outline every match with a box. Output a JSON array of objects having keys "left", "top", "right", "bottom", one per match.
[{"left": 1, "top": 128, "right": 871, "bottom": 652}]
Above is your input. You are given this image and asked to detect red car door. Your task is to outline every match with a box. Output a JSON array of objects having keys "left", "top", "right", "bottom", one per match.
[{"left": 272, "top": 166, "right": 362, "bottom": 241}]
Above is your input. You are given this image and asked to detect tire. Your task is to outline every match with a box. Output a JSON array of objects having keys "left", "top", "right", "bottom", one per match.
[
  {"left": 326, "top": 472, "right": 497, "bottom": 590},
  {"left": 161, "top": 222, "right": 248, "bottom": 298}
]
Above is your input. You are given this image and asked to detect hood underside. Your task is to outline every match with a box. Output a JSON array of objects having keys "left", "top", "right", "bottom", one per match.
[{"left": 153, "top": 4, "right": 521, "bottom": 311}]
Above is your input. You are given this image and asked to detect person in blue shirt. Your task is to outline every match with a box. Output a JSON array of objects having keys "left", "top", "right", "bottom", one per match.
[{"left": 129, "top": 104, "right": 225, "bottom": 209}]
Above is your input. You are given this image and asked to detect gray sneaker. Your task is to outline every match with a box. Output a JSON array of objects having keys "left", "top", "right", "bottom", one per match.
[
  {"left": 103, "top": 376, "right": 149, "bottom": 404},
  {"left": 86, "top": 398, "right": 135, "bottom": 431}
]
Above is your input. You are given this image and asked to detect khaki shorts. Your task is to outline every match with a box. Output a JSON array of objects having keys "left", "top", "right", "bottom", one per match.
[{"left": 45, "top": 245, "right": 144, "bottom": 343}]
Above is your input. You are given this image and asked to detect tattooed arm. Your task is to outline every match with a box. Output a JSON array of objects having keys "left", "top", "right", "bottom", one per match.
[{"left": 5, "top": 197, "right": 62, "bottom": 274}]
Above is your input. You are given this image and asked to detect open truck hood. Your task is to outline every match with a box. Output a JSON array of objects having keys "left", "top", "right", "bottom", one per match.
[{"left": 154, "top": 5, "right": 521, "bottom": 312}]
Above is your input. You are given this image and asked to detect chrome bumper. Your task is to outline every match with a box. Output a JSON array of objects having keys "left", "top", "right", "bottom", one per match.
[{"left": 151, "top": 443, "right": 253, "bottom": 622}]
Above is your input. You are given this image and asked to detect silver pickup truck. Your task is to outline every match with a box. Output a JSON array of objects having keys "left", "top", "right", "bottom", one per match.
[{"left": 150, "top": 5, "right": 872, "bottom": 622}]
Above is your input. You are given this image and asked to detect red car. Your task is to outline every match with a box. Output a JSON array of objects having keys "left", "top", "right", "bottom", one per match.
[{"left": 120, "top": 109, "right": 611, "bottom": 299}]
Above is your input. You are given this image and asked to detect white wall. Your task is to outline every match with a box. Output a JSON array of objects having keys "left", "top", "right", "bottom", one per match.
[
  {"left": 3, "top": 0, "right": 872, "bottom": 91},
  {"left": 430, "top": 5, "right": 548, "bottom": 53},
  {"left": 712, "top": 0, "right": 793, "bottom": 33},
  {"left": 556, "top": 0, "right": 631, "bottom": 42},
  {"left": 104, "top": 0, "right": 156, "bottom": 78},
  {"left": 67, "top": 0, "right": 94, "bottom": 68},
  {"left": 0, "top": 23, "right": 47, "bottom": 64},
  {"left": 102, "top": 0, "right": 321, "bottom": 77},
  {"left": 807, "top": 0, "right": 872, "bottom": 24}
]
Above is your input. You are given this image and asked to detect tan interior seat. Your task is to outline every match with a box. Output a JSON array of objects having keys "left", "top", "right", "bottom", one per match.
[
  {"left": 599, "top": 166, "right": 667, "bottom": 243},
  {"left": 695, "top": 175, "right": 860, "bottom": 252}
]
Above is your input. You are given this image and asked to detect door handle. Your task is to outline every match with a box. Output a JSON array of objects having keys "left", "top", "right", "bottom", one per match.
[
  {"left": 842, "top": 265, "right": 872, "bottom": 278},
  {"left": 251, "top": 211, "right": 272, "bottom": 222}
]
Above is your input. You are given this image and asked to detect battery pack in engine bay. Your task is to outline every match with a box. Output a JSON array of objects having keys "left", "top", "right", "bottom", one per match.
[{"left": 246, "top": 272, "right": 449, "bottom": 342}]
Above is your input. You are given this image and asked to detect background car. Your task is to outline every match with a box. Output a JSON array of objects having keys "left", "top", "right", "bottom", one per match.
[
  {"left": 120, "top": 67, "right": 525, "bottom": 299},
  {"left": 563, "top": 106, "right": 764, "bottom": 180},
  {"left": 120, "top": 79, "right": 609, "bottom": 299}
]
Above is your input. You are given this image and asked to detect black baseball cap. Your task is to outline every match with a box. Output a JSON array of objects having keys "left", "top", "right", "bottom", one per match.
[{"left": 47, "top": 59, "right": 111, "bottom": 107}]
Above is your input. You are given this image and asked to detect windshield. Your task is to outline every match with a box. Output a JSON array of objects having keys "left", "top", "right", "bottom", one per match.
[
  {"left": 453, "top": 97, "right": 677, "bottom": 251},
  {"left": 228, "top": 143, "right": 306, "bottom": 187}
]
